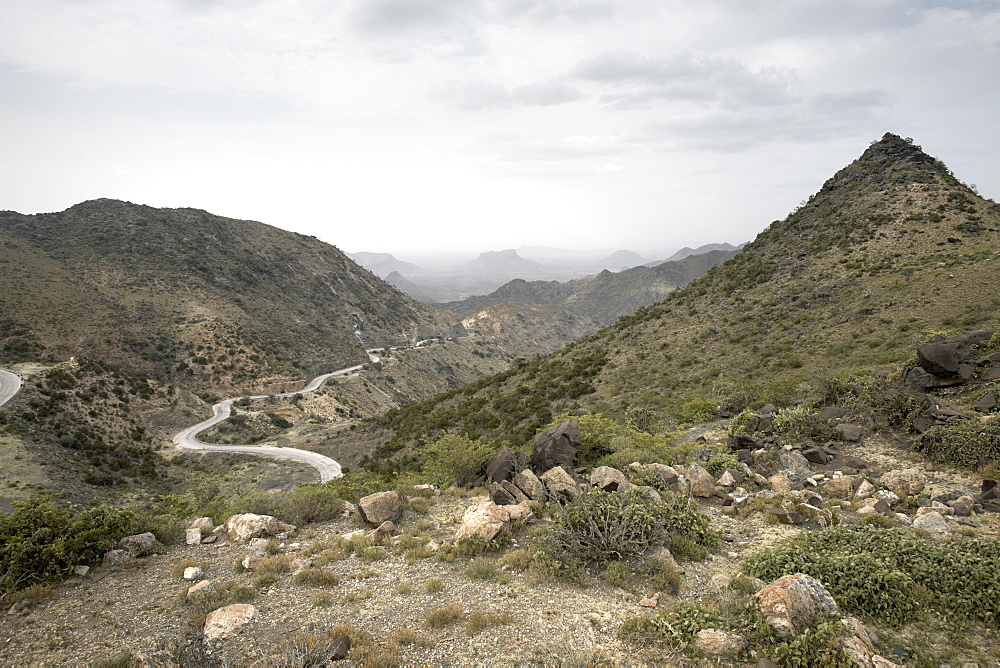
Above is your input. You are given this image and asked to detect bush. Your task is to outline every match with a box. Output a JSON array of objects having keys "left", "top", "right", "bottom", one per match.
[
  {"left": 0, "top": 495, "right": 134, "bottom": 591},
  {"left": 465, "top": 610, "right": 512, "bottom": 636},
  {"left": 293, "top": 568, "right": 340, "bottom": 587},
  {"left": 553, "top": 489, "right": 669, "bottom": 563},
  {"left": 916, "top": 420, "right": 1000, "bottom": 469},
  {"left": 619, "top": 602, "right": 722, "bottom": 647},
  {"left": 420, "top": 434, "right": 495, "bottom": 488},
  {"left": 424, "top": 602, "right": 464, "bottom": 628},
  {"left": 768, "top": 622, "right": 852, "bottom": 667},
  {"left": 743, "top": 525, "right": 1000, "bottom": 627}
]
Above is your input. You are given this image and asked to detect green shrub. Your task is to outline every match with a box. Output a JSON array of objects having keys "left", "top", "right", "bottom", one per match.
[
  {"left": 916, "top": 420, "right": 1000, "bottom": 469},
  {"left": 619, "top": 602, "right": 722, "bottom": 647},
  {"left": 293, "top": 568, "right": 340, "bottom": 587},
  {"left": 669, "top": 535, "right": 710, "bottom": 562},
  {"left": 464, "top": 558, "right": 500, "bottom": 581},
  {"left": 0, "top": 495, "right": 134, "bottom": 590},
  {"left": 771, "top": 405, "right": 838, "bottom": 442},
  {"left": 743, "top": 525, "right": 1000, "bottom": 627},
  {"left": 286, "top": 485, "right": 346, "bottom": 525},
  {"left": 420, "top": 434, "right": 495, "bottom": 488},
  {"left": 768, "top": 621, "right": 852, "bottom": 667},
  {"left": 553, "top": 489, "right": 670, "bottom": 563}
]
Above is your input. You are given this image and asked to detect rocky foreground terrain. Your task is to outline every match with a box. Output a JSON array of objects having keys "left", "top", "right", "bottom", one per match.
[{"left": 4, "top": 403, "right": 999, "bottom": 666}]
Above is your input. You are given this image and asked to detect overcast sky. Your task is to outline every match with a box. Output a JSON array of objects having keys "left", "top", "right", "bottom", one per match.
[{"left": 1, "top": 1, "right": 998, "bottom": 260}]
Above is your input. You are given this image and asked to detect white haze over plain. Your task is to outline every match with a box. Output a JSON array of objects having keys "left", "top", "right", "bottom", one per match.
[{"left": 1, "top": 1, "right": 998, "bottom": 261}]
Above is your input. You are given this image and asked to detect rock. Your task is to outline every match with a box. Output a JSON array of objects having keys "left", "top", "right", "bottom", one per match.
[
  {"left": 687, "top": 464, "right": 716, "bottom": 498},
  {"left": 854, "top": 479, "right": 876, "bottom": 500},
  {"left": 755, "top": 573, "right": 840, "bottom": 637},
  {"left": 341, "top": 501, "right": 357, "bottom": 518},
  {"left": 186, "top": 528, "right": 203, "bottom": 546},
  {"left": 644, "top": 463, "right": 679, "bottom": 486},
  {"left": 881, "top": 469, "right": 926, "bottom": 497},
  {"left": 717, "top": 470, "right": 738, "bottom": 487},
  {"left": 242, "top": 538, "right": 271, "bottom": 570},
  {"left": 823, "top": 475, "right": 855, "bottom": 498},
  {"left": 974, "top": 391, "right": 998, "bottom": 412},
  {"left": 912, "top": 511, "right": 951, "bottom": 533},
  {"left": 540, "top": 466, "right": 578, "bottom": 501},
  {"left": 918, "top": 337, "right": 974, "bottom": 375},
  {"left": 102, "top": 549, "right": 134, "bottom": 567},
  {"left": 645, "top": 546, "right": 680, "bottom": 572},
  {"left": 768, "top": 507, "right": 804, "bottom": 525},
  {"left": 590, "top": 466, "right": 630, "bottom": 492},
  {"left": 203, "top": 604, "right": 256, "bottom": 641},
  {"left": 117, "top": 532, "right": 157, "bottom": 557},
  {"left": 639, "top": 592, "right": 659, "bottom": 608},
  {"left": 803, "top": 447, "right": 833, "bottom": 465},
  {"left": 819, "top": 407, "right": 854, "bottom": 420},
  {"left": 634, "top": 485, "right": 662, "bottom": 503},
  {"left": 357, "top": 491, "right": 403, "bottom": 526},
  {"left": 694, "top": 629, "right": 748, "bottom": 656},
  {"left": 728, "top": 433, "right": 763, "bottom": 450},
  {"left": 325, "top": 635, "right": 351, "bottom": 661},
  {"left": 485, "top": 445, "right": 520, "bottom": 483},
  {"left": 454, "top": 502, "right": 534, "bottom": 543},
  {"left": 183, "top": 566, "right": 204, "bottom": 581},
  {"left": 530, "top": 418, "right": 581, "bottom": 473},
  {"left": 368, "top": 521, "right": 395, "bottom": 545},
  {"left": 513, "top": 469, "right": 547, "bottom": 502},
  {"left": 916, "top": 505, "right": 952, "bottom": 516},
  {"left": 500, "top": 479, "right": 529, "bottom": 504},
  {"left": 778, "top": 451, "right": 813, "bottom": 476},
  {"left": 904, "top": 366, "right": 937, "bottom": 392},
  {"left": 201, "top": 535, "right": 218, "bottom": 545},
  {"left": 73, "top": 565, "right": 90, "bottom": 577},
  {"left": 190, "top": 517, "right": 215, "bottom": 534},
  {"left": 186, "top": 580, "right": 217, "bottom": 600},
  {"left": 858, "top": 497, "right": 890, "bottom": 514},
  {"left": 768, "top": 473, "right": 799, "bottom": 493},
  {"left": 875, "top": 489, "right": 900, "bottom": 506},
  {"left": 223, "top": 514, "right": 296, "bottom": 542},
  {"left": 835, "top": 423, "right": 862, "bottom": 442},
  {"left": 947, "top": 496, "right": 975, "bottom": 517},
  {"left": 489, "top": 482, "right": 517, "bottom": 506}
]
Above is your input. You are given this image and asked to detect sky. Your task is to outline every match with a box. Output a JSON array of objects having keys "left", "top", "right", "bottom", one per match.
[{"left": 1, "top": 1, "right": 998, "bottom": 261}]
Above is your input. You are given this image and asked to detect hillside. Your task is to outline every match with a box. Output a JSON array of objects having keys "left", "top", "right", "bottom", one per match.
[
  {"left": 461, "top": 304, "right": 600, "bottom": 359},
  {"left": 0, "top": 199, "right": 461, "bottom": 395},
  {"left": 344, "top": 133, "right": 999, "bottom": 454},
  {"left": 442, "top": 249, "right": 738, "bottom": 325}
]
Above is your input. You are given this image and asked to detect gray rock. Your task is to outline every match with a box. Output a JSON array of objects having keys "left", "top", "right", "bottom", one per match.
[
  {"left": 117, "top": 532, "right": 157, "bottom": 557},
  {"left": 778, "top": 451, "right": 813, "bottom": 476},
  {"left": 358, "top": 491, "right": 403, "bottom": 526},
  {"left": 500, "top": 479, "right": 529, "bottom": 504},
  {"left": 513, "top": 469, "right": 546, "bottom": 502},
  {"left": 590, "top": 466, "right": 630, "bottom": 492},
  {"left": 756, "top": 573, "right": 839, "bottom": 637},
  {"left": 835, "top": 423, "right": 862, "bottom": 442},
  {"left": 881, "top": 468, "right": 926, "bottom": 497},
  {"left": 485, "top": 445, "right": 521, "bottom": 483},
  {"left": 540, "top": 466, "right": 578, "bottom": 500},
  {"left": 183, "top": 566, "right": 204, "bottom": 581},
  {"left": 530, "top": 419, "right": 581, "bottom": 473},
  {"left": 489, "top": 482, "right": 516, "bottom": 506},
  {"left": 186, "top": 528, "right": 203, "bottom": 546},
  {"left": 687, "top": 464, "right": 716, "bottom": 498},
  {"left": 241, "top": 538, "right": 271, "bottom": 570},
  {"left": 973, "top": 391, "right": 997, "bottom": 412},
  {"left": 912, "top": 511, "right": 951, "bottom": 533}
]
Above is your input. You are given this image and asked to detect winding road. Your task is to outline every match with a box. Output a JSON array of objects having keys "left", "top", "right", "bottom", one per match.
[{"left": 0, "top": 367, "right": 23, "bottom": 407}]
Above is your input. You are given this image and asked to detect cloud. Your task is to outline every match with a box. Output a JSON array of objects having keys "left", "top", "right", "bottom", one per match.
[
  {"left": 351, "top": 0, "right": 480, "bottom": 34},
  {"left": 576, "top": 51, "right": 797, "bottom": 110},
  {"left": 438, "top": 79, "right": 514, "bottom": 110},
  {"left": 512, "top": 79, "right": 584, "bottom": 106},
  {"left": 495, "top": 0, "right": 615, "bottom": 23}
]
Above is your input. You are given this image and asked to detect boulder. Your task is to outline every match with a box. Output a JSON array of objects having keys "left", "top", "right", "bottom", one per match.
[
  {"left": 973, "top": 391, "right": 997, "bottom": 412},
  {"left": 368, "top": 521, "right": 395, "bottom": 545},
  {"left": 186, "top": 580, "right": 217, "bottom": 600},
  {"left": 590, "top": 466, "right": 630, "bottom": 492},
  {"left": 357, "top": 491, "right": 403, "bottom": 526},
  {"left": 694, "top": 629, "right": 748, "bottom": 656},
  {"left": 819, "top": 407, "right": 854, "bottom": 420},
  {"left": 778, "top": 451, "right": 813, "bottom": 476},
  {"left": 485, "top": 445, "right": 520, "bottom": 483},
  {"left": 540, "top": 466, "right": 579, "bottom": 501},
  {"left": 835, "top": 423, "right": 862, "bottom": 442},
  {"left": 948, "top": 495, "right": 975, "bottom": 517},
  {"left": 223, "top": 514, "right": 295, "bottom": 542},
  {"left": 918, "top": 337, "right": 973, "bottom": 375},
  {"left": 755, "top": 573, "right": 840, "bottom": 637},
  {"left": 644, "top": 463, "right": 679, "bottom": 486},
  {"left": 186, "top": 528, "right": 203, "bottom": 546},
  {"left": 686, "top": 464, "right": 716, "bottom": 498},
  {"left": 241, "top": 538, "right": 271, "bottom": 570},
  {"left": 768, "top": 473, "right": 799, "bottom": 493},
  {"left": 728, "top": 433, "right": 763, "bottom": 450},
  {"left": 454, "top": 501, "right": 533, "bottom": 543},
  {"left": 489, "top": 482, "right": 517, "bottom": 506},
  {"left": 875, "top": 489, "right": 900, "bottom": 505},
  {"left": 768, "top": 507, "right": 804, "bottom": 525},
  {"left": 854, "top": 479, "right": 876, "bottom": 500},
  {"left": 530, "top": 419, "right": 581, "bottom": 473},
  {"left": 183, "top": 566, "right": 204, "bottom": 581},
  {"left": 500, "top": 479, "right": 529, "bottom": 504},
  {"left": 118, "top": 532, "right": 157, "bottom": 557},
  {"left": 912, "top": 511, "right": 951, "bottom": 533},
  {"left": 803, "top": 447, "right": 833, "bottom": 465},
  {"left": 513, "top": 469, "right": 547, "bottom": 502},
  {"left": 203, "top": 604, "right": 256, "bottom": 641},
  {"left": 190, "top": 517, "right": 215, "bottom": 534},
  {"left": 881, "top": 468, "right": 926, "bottom": 497},
  {"left": 823, "top": 475, "right": 855, "bottom": 498},
  {"left": 102, "top": 549, "right": 134, "bottom": 568}
]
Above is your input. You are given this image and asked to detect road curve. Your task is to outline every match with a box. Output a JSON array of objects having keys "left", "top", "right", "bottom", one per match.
[
  {"left": 0, "top": 367, "right": 23, "bottom": 407},
  {"left": 172, "top": 363, "right": 372, "bottom": 482}
]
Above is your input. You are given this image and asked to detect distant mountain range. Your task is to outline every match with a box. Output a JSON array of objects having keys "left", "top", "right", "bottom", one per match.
[{"left": 350, "top": 243, "right": 739, "bottom": 303}]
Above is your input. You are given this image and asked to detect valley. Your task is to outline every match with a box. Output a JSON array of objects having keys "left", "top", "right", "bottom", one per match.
[{"left": 1, "top": 133, "right": 999, "bottom": 666}]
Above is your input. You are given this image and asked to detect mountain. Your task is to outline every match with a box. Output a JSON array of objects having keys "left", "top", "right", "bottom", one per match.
[
  {"left": 356, "top": 133, "right": 1000, "bottom": 451},
  {"left": 441, "top": 249, "right": 738, "bottom": 327},
  {"left": 459, "top": 249, "right": 548, "bottom": 277},
  {"left": 462, "top": 304, "right": 600, "bottom": 359},
  {"left": 0, "top": 199, "right": 458, "bottom": 394},
  {"left": 595, "top": 249, "right": 647, "bottom": 271},
  {"left": 384, "top": 271, "right": 442, "bottom": 304},
  {"left": 348, "top": 251, "right": 427, "bottom": 279},
  {"left": 653, "top": 242, "right": 743, "bottom": 265}
]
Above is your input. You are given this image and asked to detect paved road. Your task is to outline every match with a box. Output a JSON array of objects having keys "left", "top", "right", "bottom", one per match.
[
  {"left": 171, "top": 362, "right": 378, "bottom": 482},
  {"left": 0, "top": 367, "right": 23, "bottom": 407}
]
